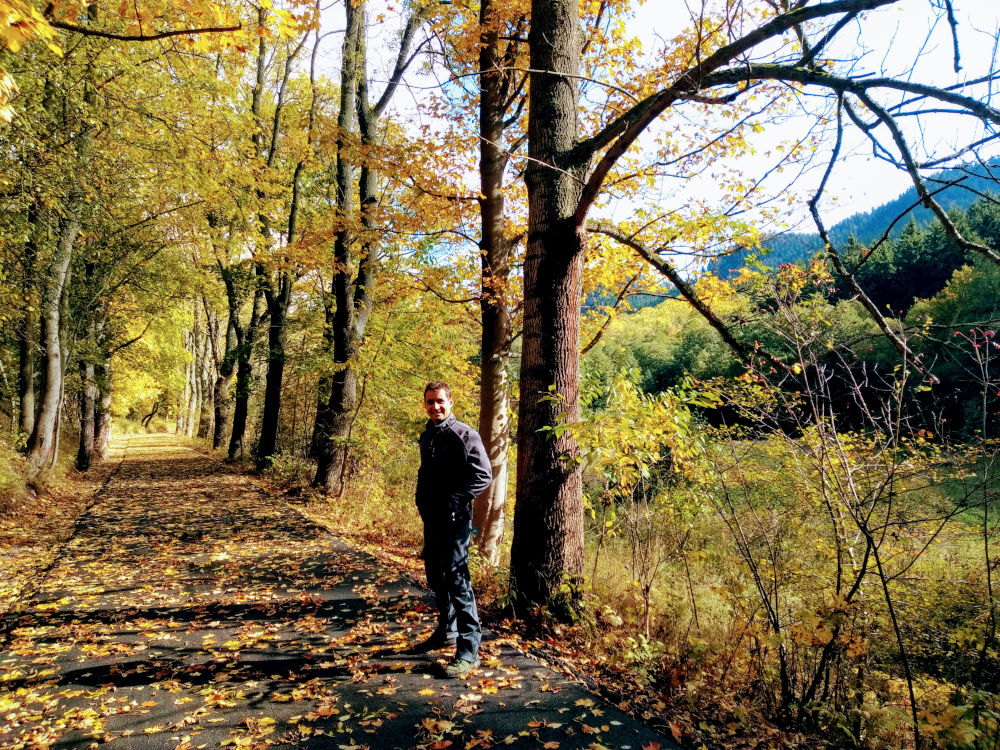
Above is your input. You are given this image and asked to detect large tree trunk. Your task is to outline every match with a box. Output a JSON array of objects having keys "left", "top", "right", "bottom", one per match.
[
  {"left": 313, "top": 0, "right": 362, "bottom": 491},
  {"left": 256, "top": 274, "right": 290, "bottom": 468},
  {"left": 228, "top": 288, "right": 264, "bottom": 460},
  {"left": 309, "top": 298, "right": 335, "bottom": 460},
  {"left": 212, "top": 318, "right": 237, "bottom": 450},
  {"left": 76, "top": 266, "right": 98, "bottom": 471},
  {"left": 256, "top": 19, "right": 314, "bottom": 470},
  {"left": 185, "top": 340, "right": 198, "bottom": 437},
  {"left": 51, "top": 272, "right": 73, "bottom": 468},
  {"left": 472, "top": 0, "right": 515, "bottom": 565},
  {"left": 25, "top": 210, "right": 79, "bottom": 482},
  {"left": 311, "top": 0, "right": 422, "bottom": 491},
  {"left": 76, "top": 356, "right": 96, "bottom": 470},
  {"left": 197, "top": 316, "right": 214, "bottom": 440},
  {"left": 509, "top": 0, "right": 586, "bottom": 611}
]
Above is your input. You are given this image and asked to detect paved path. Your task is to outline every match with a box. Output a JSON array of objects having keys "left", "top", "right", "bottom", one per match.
[{"left": 0, "top": 435, "right": 674, "bottom": 750}]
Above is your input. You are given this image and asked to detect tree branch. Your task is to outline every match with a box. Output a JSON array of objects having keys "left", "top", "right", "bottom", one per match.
[
  {"left": 371, "top": 5, "right": 433, "bottom": 120},
  {"left": 46, "top": 18, "right": 241, "bottom": 41},
  {"left": 702, "top": 66, "right": 1000, "bottom": 126},
  {"left": 581, "top": 273, "right": 639, "bottom": 355},
  {"left": 572, "top": 0, "right": 901, "bottom": 222},
  {"left": 807, "top": 97, "right": 935, "bottom": 380},
  {"left": 587, "top": 220, "right": 757, "bottom": 367},
  {"left": 110, "top": 318, "right": 155, "bottom": 353}
]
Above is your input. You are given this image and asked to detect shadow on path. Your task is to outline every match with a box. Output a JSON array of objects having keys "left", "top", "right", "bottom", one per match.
[{"left": 0, "top": 435, "right": 674, "bottom": 750}]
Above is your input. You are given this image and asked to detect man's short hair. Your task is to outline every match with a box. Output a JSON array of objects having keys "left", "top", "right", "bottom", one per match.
[{"left": 424, "top": 380, "right": 452, "bottom": 399}]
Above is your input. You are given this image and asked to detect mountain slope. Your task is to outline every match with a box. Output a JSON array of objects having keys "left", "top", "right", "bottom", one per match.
[{"left": 712, "top": 163, "right": 999, "bottom": 278}]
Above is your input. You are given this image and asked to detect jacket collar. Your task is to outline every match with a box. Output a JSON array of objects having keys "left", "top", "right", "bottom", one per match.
[{"left": 426, "top": 414, "right": 457, "bottom": 431}]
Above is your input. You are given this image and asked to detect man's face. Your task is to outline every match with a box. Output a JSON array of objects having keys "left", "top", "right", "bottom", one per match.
[{"left": 424, "top": 388, "right": 453, "bottom": 423}]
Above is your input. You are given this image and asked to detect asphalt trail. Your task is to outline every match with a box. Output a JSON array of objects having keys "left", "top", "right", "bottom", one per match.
[{"left": 0, "top": 435, "right": 675, "bottom": 750}]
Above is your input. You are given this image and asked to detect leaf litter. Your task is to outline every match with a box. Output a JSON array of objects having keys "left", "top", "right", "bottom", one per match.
[{"left": 0, "top": 435, "right": 674, "bottom": 749}]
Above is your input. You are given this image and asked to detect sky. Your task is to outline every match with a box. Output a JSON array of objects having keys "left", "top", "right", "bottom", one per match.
[
  {"left": 626, "top": 0, "right": 1000, "bottom": 230},
  {"left": 315, "top": 0, "right": 1000, "bottom": 241}
]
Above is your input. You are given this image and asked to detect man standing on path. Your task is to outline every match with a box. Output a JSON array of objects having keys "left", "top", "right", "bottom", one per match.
[{"left": 412, "top": 381, "right": 493, "bottom": 678}]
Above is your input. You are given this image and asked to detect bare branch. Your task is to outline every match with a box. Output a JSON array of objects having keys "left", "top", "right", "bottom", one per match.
[
  {"left": 573, "top": 0, "right": 902, "bottom": 222},
  {"left": 942, "top": 0, "right": 962, "bottom": 73},
  {"left": 807, "top": 97, "right": 935, "bottom": 381},
  {"left": 849, "top": 88, "right": 1000, "bottom": 266}
]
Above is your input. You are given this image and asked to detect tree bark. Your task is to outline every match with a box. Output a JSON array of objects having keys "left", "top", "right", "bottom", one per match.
[
  {"left": 472, "top": 0, "right": 517, "bottom": 565},
  {"left": 509, "top": 0, "right": 586, "bottom": 610},
  {"left": 228, "top": 287, "right": 264, "bottom": 460},
  {"left": 18, "top": 199, "right": 42, "bottom": 439},
  {"left": 313, "top": 0, "right": 362, "bottom": 491},
  {"left": 51, "top": 267, "right": 73, "bottom": 468},
  {"left": 309, "top": 296, "right": 335, "bottom": 460},
  {"left": 25, "top": 209, "right": 79, "bottom": 482},
  {"left": 94, "top": 350, "right": 112, "bottom": 459},
  {"left": 75, "top": 262, "right": 99, "bottom": 471},
  {"left": 252, "top": 10, "right": 298, "bottom": 470},
  {"left": 76, "top": 355, "right": 96, "bottom": 470},
  {"left": 185, "top": 317, "right": 200, "bottom": 437},
  {"left": 212, "top": 317, "right": 237, "bottom": 450},
  {"left": 256, "top": 273, "right": 290, "bottom": 467},
  {"left": 197, "top": 313, "right": 214, "bottom": 440},
  {"left": 312, "top": 0, "right": 423, "bottom": 490}
]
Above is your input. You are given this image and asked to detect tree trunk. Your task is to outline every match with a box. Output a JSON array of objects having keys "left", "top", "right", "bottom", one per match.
[
  {"left": 18, "top": 199, "right": 42, "bottom": 439},
  {"left": 76, "top": 266, "right": 98, "bottom": 471},
  {"left": 315, "top": 366, "right": 357, "bottom": 491},
  {"left": 228, "top": 287, "right": 264, "bottom": 460},
  {"left": 212, "top": 373, "right": 232, "bottom": 448},
  {"left": 312, "top": 0, "right": 362, "bottom": 491},
  {"left": 473, "top": 0, "right": 515, "bottom": 565},
  {"left": 25, "top": 210, "right": 79, "bottom": 482},
  {"left": 311, "top": 0, "right": 421, "bottom": 490},
  {"left": 255, "top": 16, "right": 315, "bottom": 470},
  {"left": 76, "top": 355, "right": 96, "bottom": 471},
  {"left": 197, "top": 317, "right": 214, "bottom": 440},
  {"left": 256, "top": 273, "right": 290, "bottom": 469},
  {"left": 189, "top": 305, "right": 204, "bottom": 436},
  {"left": 309, "top": 296, "right": 335, "bottom": 460},
  {"left": 212, "top": 318, "right": 237, "bottom": 450},
  {"left": 51, "top": 274, "right": 73, "bottom": 469},
  {"left": 94, "top": 351, "right": 112, "bottom": 459},
  {"left": 509, "top": 0, "right": 586, "bottom": 610}
]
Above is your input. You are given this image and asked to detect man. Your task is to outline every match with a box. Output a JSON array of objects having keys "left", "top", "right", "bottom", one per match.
[{"left": 412, "top": 381, "right": 492, "bottom": 678}]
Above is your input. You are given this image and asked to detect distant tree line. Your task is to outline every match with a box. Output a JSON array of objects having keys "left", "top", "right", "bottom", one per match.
[
  {"left": 586, "top": 195, "right": 1000, "bottom": 440},
  {"left": 713, "top": 162, "right": 1000, "bottom": 280}
]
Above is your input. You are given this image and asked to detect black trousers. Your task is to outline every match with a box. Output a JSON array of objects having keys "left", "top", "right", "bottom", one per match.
[{"left": 422, "top": 517, "right": 481, "bottom": 662}]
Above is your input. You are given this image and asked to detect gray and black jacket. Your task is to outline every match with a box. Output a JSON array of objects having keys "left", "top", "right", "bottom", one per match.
[{"left": 416, "top": 414, "right": 492, "bottom": 525}]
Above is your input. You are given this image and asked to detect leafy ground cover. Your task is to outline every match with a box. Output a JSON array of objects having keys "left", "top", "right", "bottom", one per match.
[
  {"left": 293, "top": 456, "right": 815, "bottom": 750},
  {"left": 0, "top": 435, "right": 674, "bottom": 750}
]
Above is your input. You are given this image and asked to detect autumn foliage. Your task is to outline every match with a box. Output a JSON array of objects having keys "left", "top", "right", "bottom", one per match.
[{"left": 1, "top": 0, "right": 1000, "bottom": 747}]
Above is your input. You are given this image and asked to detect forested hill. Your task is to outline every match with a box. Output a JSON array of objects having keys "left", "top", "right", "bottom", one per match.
[{"left": 712, "top": 163, "right": 999, "bottom": 278}]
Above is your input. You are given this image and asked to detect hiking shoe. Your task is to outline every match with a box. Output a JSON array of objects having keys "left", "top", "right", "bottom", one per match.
[
  {"left": 444, "top": 657, "right": 480, "bottom": 678},
  {"left": 407, "top": 632, "right": 457, "bottom": 654}
]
